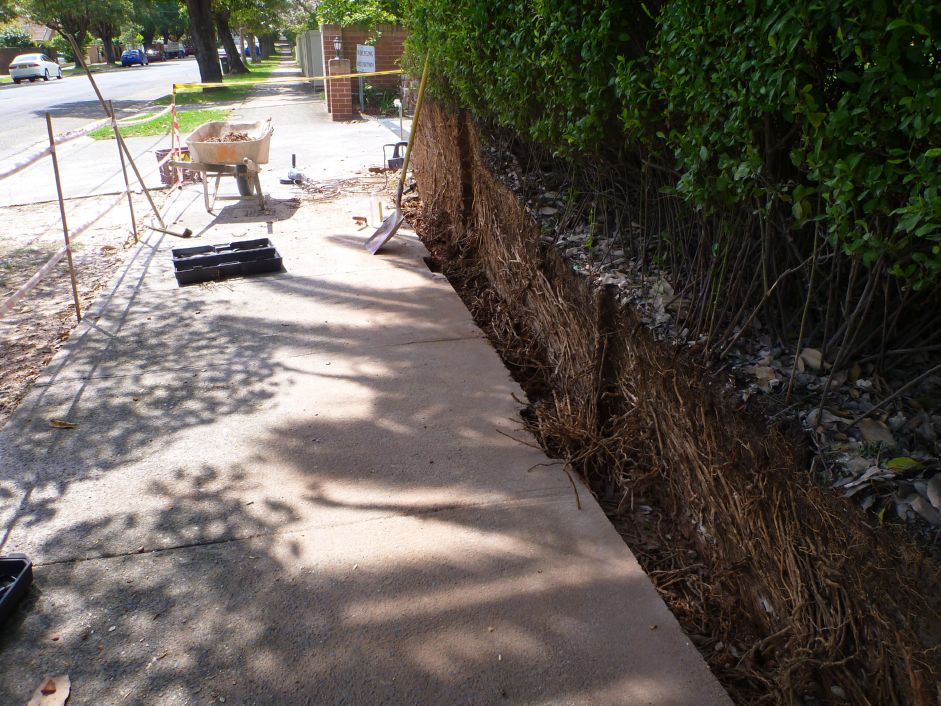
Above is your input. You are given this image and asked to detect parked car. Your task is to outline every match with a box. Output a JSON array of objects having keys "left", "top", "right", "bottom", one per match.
[
  {"left": 121, "top": 49, "right": 148, "bottom": 67},
  {"left": 145, "top": 47, "right": 166, "bottom": 62},
  {"left": 8, "top": 53, "right": 62, "bottom": 83},
  {"left": 164, "top": 41, "right": 185, "bottom": 59},
  {"left": 184, "top": 45, "right": 195, "bottom": 56}
]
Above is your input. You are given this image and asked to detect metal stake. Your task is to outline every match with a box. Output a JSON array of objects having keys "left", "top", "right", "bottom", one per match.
[
  {"left": 65, "top": 33, "right": 110, "bottom": 119},
  {"left": 114, "top": 129, "right": 166, "bottom": 228},
  {"left": 45, "top": 113, "right": 82, "bottom": 323},
  {"left": 109, "top": 100, "right": 138, "bottom": 242},
  {"left": 171, "top": 84, "right": 181, "bottom": 188},
  {"left": 65, "top": 31, "right": 165, "bottom": 228}
]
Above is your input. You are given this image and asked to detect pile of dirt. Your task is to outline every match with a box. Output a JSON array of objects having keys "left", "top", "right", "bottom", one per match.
[
  {"left": 411, "top": 103, "right": 941, "bottom": 704},
  {"left": 203, "top": 131, "right": 251, "bottom": 143}
]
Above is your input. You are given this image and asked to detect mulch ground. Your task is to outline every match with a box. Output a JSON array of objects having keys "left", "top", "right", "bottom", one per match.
[{"left": 0, "top": 196, "right": 146, "bottom": 429}]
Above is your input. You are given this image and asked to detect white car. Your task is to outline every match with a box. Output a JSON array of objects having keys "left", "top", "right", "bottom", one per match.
[{"left": 9, "top": 53, "right": 63, "bottom": 84}]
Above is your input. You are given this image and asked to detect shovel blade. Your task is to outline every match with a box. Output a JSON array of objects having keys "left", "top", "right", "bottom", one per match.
[{"left": 364, "top": 211, "right": 405, "bottom": 254}]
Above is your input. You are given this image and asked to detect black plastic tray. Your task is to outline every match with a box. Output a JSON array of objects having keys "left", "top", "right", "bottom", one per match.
[
  {"left": 171, "top": 238, "right": 283, "bottom": 285},
  {"left": 0, "top": 555, "right": 33, "bottom": 625}
]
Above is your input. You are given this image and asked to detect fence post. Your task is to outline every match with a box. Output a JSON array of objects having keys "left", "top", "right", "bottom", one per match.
[
  {"left": 109, "top": 101, "right": 138, "bottom": 243},
  {"left": 327, "top": 58, "right": 353, "bottom": 121},
  {"left": 44, "top": 113, "right": 82, "bottom": 323}
]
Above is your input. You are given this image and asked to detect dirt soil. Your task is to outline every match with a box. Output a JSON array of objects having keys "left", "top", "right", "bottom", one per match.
[
  {"left": 0, "top": 195, "right": 145, "bottom": 429},
  {"left": 409, "top": 104, "right": 941, "bottom": 705},
  {"left": 203, "top": 131, "right": 251, "bottom": 143}
]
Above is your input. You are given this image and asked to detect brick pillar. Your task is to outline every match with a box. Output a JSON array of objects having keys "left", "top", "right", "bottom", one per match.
[{"left": 327, "top": 58, "right": 353, "bottom": 121}]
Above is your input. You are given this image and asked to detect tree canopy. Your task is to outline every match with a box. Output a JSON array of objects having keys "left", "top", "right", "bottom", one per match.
[{"left": 312, "top": 0, "right": 400, "bottom": 27}]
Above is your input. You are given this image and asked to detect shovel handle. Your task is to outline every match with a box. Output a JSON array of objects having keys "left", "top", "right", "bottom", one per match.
[{"left": 394, "top": 49, "right": 432, "bottom": 211}]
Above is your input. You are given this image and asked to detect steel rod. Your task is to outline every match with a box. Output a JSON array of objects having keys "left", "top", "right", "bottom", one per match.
[
  {"left": 110, "top": 101, "right": 138, "bottom": 242},
  {"left": 65, "top": 32, "right": 165, "bottom": 228},
  {"left": 171, "top": 84, "right": 181, "bottom": 188},
  {"left": 114, "top": 130, "right": 166, "bottom": 228},
  {"left": 45, "top": 113, "right": 82, "bottom": 323},
  {"left": 65, "top": 33, "right": 110, "bottom": 118}
]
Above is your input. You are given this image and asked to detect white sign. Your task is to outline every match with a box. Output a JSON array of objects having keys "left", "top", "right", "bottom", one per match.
[{"left": 356, "top": 44, "right": 376, "bottom": 73}]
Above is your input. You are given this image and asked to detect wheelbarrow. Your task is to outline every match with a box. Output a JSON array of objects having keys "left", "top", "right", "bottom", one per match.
[{"left": 171, "top": 119, "right": 274, "bottom": 212}]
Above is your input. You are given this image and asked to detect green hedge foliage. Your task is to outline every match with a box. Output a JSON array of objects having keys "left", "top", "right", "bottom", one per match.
[
  {"left": 313, "top": 0, "right": 401, "bottom": 28},
  {"left": 405, "top": 0, "right": 941, "bottom": 289},
  {"left": 0, "top": 25, "right": 34, "bottom": 48}
]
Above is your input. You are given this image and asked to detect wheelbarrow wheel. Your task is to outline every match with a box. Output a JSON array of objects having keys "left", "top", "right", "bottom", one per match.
[{"left": 236, "top": 174, "right": 254, "bottom": 196}]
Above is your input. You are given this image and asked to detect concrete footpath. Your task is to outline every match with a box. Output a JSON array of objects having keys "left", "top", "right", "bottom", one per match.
[{"left": 0, "top": 63, "right": 730, "bottom": 704}]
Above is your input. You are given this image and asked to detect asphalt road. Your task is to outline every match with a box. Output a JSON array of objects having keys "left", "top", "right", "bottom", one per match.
[{"left": 0, "top": 58, "right": 200, "bottom": 159}]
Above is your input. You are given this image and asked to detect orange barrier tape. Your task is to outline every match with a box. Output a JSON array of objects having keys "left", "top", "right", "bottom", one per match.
[{"left": 173, "top": 68, "right": 403, "bottom": 90}]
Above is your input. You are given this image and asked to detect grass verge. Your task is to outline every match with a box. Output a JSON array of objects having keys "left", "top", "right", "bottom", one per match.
[
  {"left": 153, "top": 58, "right": 281, "bottom": 107},
  {"left": 88, "top": 107, "right": 229, "bottom": 140}
]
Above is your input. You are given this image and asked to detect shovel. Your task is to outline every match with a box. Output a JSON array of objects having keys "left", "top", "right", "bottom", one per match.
[{"left": 364, "top": 51, "right": 431, "bottom": 254}]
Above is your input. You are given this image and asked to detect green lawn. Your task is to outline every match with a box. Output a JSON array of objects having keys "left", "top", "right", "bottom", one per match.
[
  {"left": 88, "top": 107, "right": 230, "bottom": 140},
  {"left": 154, "top": 58, "right": 281, "bottom": 106}
]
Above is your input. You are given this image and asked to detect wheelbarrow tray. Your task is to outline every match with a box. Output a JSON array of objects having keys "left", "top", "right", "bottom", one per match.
[
  {"left": 186, "top": 120, "right": 273, "bottom": 166},
  {"left": 0, "top": 555, "right": 33, "bottom": 626},
  {"left": 172, "top": 237, "right": 283, "bottom": 285}
]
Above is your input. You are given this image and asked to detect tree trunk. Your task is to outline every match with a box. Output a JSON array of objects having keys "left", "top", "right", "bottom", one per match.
[
  {"left": 59, "top": 24, "right": 91, "bottom": 56},
  {"left": 92, "top": 22, "right": 117, "bottom": 63},
  {"left": 102, "top": 33, "right": 116, "bottom": 64},
  {"left": 213, "top": 10, "right": 248, "bottom": 74},
  {"left": 184, "top": 0, "right": 221, "bottom": 83},
  {"left": 260, "top": 34, "right": 275, "bottom": 58},
  {"left": 247, "top": 32, "right": 258, "bottom": 63}
]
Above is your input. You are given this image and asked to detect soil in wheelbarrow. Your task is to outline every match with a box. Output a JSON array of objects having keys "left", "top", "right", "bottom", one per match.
[{"left": 203, "top": 131, "right": 251, "bottom": 143}]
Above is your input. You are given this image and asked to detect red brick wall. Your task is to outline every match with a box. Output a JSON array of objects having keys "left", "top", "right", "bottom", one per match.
[
  {"left": 320, "top": 24, "right": 407, "bottom": 108},
  {"left": 327, "top": 58, "right": 354, "bottom": 121}
]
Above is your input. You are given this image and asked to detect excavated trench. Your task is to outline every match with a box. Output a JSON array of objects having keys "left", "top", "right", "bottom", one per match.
[{"left": 410, "top": 104, "right": 941, "bottom": 705}]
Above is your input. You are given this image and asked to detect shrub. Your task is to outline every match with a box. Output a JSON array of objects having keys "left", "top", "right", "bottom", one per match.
[
  {"left": 0, "top": 24, "right": 34, "bottom": 48},
  {"left": 405, "top": 0, "right": 941, "bottom": 289},
  {"left": 314, "top": 0, "right": 401, "bottom": 28}
]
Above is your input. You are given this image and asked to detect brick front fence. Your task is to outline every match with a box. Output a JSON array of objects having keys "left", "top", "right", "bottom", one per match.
[{"left": 320, "top": 24, "right": 407, "bottom": 119}]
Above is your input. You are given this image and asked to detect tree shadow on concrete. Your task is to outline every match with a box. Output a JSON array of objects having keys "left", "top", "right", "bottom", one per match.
[
  {"left": 0, "top": 457, "right": 706, "bottom": 703},
  {"left": 0, "top": 228, "right": 722, "bottom": 703}
]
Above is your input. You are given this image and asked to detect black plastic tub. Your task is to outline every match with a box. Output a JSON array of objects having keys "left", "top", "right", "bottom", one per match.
[
  {"left": 0, "top": 555, "right": 33, "bottom": 625},
  {"left": 172, "top": 238, "right": 283, "bottom": 285}
]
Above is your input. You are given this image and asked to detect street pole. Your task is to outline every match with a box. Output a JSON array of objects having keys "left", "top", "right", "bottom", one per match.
[{"left": 45, "top": 113, "right": 82, "bottom": 323}]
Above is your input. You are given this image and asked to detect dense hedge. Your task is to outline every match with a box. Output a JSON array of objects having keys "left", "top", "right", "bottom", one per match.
[
  {"left": 0, "top": 25, "right": 34, "bottom": 48},
  {"left": 405, "top": 1, "right": 941, "bottom": 289},
  {"left": 312, "top": 0, "right": 401, "bottom": 27}
]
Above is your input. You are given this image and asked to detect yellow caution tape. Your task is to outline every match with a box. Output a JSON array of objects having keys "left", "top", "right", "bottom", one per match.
[{"left": 173, "top": 68, "right": 403, "bottom": 91}]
